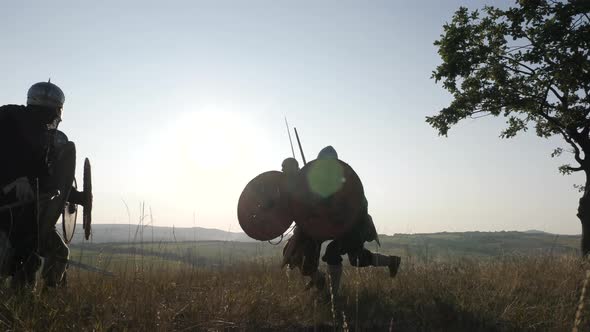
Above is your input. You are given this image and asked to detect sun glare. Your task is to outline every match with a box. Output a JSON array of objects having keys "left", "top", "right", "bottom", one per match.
[{"left": 170, "top": 106, "right": 253, "bottom": 172}]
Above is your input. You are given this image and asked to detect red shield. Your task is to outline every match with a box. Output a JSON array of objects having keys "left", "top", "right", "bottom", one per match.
[
  {"left": 237, "top": 171, "right": 294, "bottom": 241},
  {"left": 291, "top": 159, "right": 365, "bottom": 240}
]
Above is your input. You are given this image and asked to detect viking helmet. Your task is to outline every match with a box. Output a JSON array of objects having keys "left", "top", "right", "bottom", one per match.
[
  {"left": 281, "top": 157, "right": 300, "bottom": 175},
  {"left": 27, "top": 80, "right": 65, "bottom": 110},
  {"left": 317, "top": 146, "right": 338, "bottom": 159}
]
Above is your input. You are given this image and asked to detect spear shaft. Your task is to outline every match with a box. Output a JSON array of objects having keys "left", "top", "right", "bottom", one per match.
[
  {"left": 294, "top": 127, "right": 307, "bottom": 165},
  {"left": 284, "top": 117, "right": 296, "bottom": 159}
]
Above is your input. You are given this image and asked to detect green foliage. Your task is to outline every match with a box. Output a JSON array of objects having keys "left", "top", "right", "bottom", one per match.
[
  {"left": 574, "top": 183, "right": 586, "bottom": 193},
  {"left": 551, "top": 147, "right": 563, "bottom": 158},
  {"left": 429, "top": 0, "right": 590, "bottom": 173}
]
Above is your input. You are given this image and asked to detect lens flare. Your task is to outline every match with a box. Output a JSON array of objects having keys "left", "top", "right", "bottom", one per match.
[{"left": 306, "top": 159, "right": 345, "bottom": 198}]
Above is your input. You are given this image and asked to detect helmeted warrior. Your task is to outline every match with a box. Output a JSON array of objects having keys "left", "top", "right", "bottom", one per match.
[
  {"left": 281, "top": 157, "right": 326, "bottom": 290},
  {"left": 0, "top": 81, "right": 88, "bottom": 289},
  {"left": 283, "top": 146, "right": 401, "bottom": 296}
]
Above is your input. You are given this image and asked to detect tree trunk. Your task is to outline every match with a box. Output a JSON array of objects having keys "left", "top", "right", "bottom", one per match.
[{"left": 578, "top": 171, "right": 590, "bottom": 256}]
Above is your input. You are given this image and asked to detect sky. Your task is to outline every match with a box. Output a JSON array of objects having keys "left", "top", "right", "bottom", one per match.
[{"left": 0, "top": 0, "right": 584, "bottom": 235}]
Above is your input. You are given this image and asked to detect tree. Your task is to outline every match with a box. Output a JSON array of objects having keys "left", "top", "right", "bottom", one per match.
[{"left": 428, "top": 0, "right": 590, "bottom": 253}]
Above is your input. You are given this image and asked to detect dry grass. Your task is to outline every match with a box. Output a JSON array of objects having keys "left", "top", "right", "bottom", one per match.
[{"left": 0, "top": 254, "right": 589, "bottom": 331}]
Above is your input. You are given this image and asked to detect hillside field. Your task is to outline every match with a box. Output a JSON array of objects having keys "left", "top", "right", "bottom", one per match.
[
  {"left": 0, "top": 231, "right": 588, "bottom": 331},
  {"left": 0, "top": 254, "right": 589, "bottom": 331},
  {"left": 69, "top": 230, "right": 582, "bottom": 269}
]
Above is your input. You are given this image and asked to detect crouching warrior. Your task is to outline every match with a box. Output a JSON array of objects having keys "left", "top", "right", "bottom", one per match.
[
  {"left": 283, "top": 146, "right": 401, "bottom": 296},
  {"left": 0, "top": 81, "right": 92, "bottom": 289},
  {"left": 237, "top": 147, "right": 400, "bottom": 297}
]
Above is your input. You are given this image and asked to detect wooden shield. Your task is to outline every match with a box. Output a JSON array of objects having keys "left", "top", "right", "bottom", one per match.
[
  {"left": 82, "top": 158, "right": 92, "bottom": 240},
  {"left": 291, "top": 159, "right": 365, "bottom": 240},
  {"left": 237, "top": 171, "right": 293, "bottom": 241}
]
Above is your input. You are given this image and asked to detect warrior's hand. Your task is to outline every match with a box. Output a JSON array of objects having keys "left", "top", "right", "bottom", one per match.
[{"left": 2, "top": 177, "right": 34, "bottom": 202}]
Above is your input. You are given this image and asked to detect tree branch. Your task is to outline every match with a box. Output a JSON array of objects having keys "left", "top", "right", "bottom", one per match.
[
  {"left": 559, "top": 164, "right": 584, "bottom": 176},
  {"left": 501, "top": 63, "right": 535, "bottom": 77},
  {"left": 547, "top": 85, "right": 566, "bottom": 103},
  {"left": 470, "top": 113, "right": 493, "bottom": 119},
  {"left": 498, "top": 57, "right": 565, "bottom": 104},
  {"left": 557, "top": 127, "right": 584, "bottom": 166},
  {"left": 535, "top": 84, "right": 584, "bottom": 165},
  {"left": 536, "top": 83, "right": 554, "bottom": 116},
  {"left": 564, "top": 165, "right": 584, "bottom": 172},
  {"left": 507, "top": 44, "right": 533, "bottom": 53},
  {"left": 571, "top": 15, "right": 586, "bottom": 30},
  {"left": 499, "top": 55, "right": 537, "bottom": 75}
]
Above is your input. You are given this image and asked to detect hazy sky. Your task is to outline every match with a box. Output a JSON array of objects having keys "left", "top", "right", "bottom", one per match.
[{"left": 0, "top": 0, "right": 584, "bottom": 235}]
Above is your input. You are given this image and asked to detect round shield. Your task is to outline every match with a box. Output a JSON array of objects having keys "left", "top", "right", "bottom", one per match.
[
  {"left": 237, "top": 171, "right": 293, "bottom": 241},
  {"left": 83, "top": 158, "right": 93, "bottom": 240},
  {"left": 291, "top": 159, "right": 365, "bottom": 240},
  {"left": 62, "top": 179, "right": 78, "bottom": 244}
]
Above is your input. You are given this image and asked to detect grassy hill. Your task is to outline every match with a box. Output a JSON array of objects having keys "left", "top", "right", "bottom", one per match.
[
  {"left": 2, "top": 253, "right": 588, "bottom": 331},
  {"left": 1, "top": 228, "right": 582, "bottom": 331},
  {"left": 69, "top": 229, "right": 581, "bottom": 270}
]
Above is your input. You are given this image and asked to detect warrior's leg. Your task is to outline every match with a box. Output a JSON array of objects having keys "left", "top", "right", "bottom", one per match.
[
  {"left": 282, "top": 228, "right": 326, "bottom": 290},
  {"left": 322, "top": 241, "right": 343, "bottom": 296},
  {"left": 0, "top": 231, "right": 12, "bottom": 283},
  {"left": 302, "top": 241, "right": 325, "bottom": 291},
  {"left": 36, "top": 141, "right": 75, "bottom": 288},
  {"left": 372, "top": 253, "right": 401, "bottom": 278},
  {"left": 326, "top": 264, "right": 342, "bottom": 297},
  {"left": 349, "top": 248, "right": 401, "bottom": 278},
  {"left": 9, "top": 218, "right": 41, "bottom": 290},
  {"left": 40, "top": 229, "right": 69, "bottom": 287},
  {"left": 348, "top": 248, "right": 373, "bottom": 267},
  {"left": 11, "top": 252, "right": 42, "bottom": 290}
]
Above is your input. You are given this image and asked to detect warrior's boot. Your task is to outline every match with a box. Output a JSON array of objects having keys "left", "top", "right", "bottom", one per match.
[
  {"left": 327, "top": 264, "right": 342, "bottom": 297},
  {"left": 371, "top": 253, "right": 401, "bottom": 278}
]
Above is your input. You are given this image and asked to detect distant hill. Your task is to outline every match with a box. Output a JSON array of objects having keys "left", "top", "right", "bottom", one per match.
[
  {"left": 376, "top": 231, "right": 581, "bottom": 259},
  {"left": 524, "top": 229, "right": 548, "bottom": 234},
  {"left": 61, "top": 224, "right": 254, "bottom": 244},
  {"left": 65, "top": 224, "right": 582, "bottom": 259}
]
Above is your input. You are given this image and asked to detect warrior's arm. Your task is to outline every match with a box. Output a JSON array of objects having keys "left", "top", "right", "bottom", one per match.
[{"left": 67, "top": 188, "right": 86, "bottom": 205}]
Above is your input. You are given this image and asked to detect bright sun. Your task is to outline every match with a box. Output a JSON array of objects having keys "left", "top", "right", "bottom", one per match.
[
  {"left": 144, "top": 103, "right": 266, "bottom": 201},
  {"left": 172, "top": 107, "right": 250, "bottom": 171}
]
